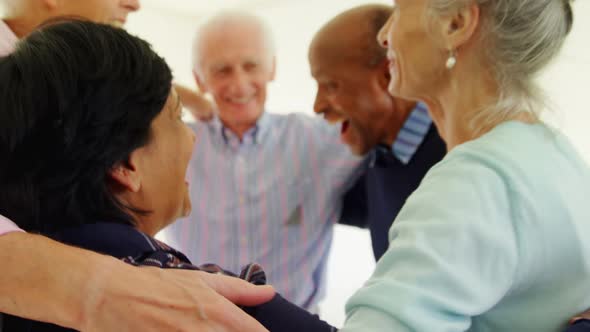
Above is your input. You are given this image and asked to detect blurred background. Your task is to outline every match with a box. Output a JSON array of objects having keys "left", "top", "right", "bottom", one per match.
[
  {"left": 3, "top": 0, "right": 588, "bottom": 327},
  {"left": 125, "top": 1, "right": 589, "bottom": 326}
]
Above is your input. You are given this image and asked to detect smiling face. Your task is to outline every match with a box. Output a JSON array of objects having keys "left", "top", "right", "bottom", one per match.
[
  {"left": 310, "top": 50, "right": 396, "bottom": 155},
  {"left": 194, "top": 18, "right": 275, "bottom": 136},
  {"left": 377, "top": 0, "right": 448, "bottom": 102},
  {"left": 58, "top": 0, "right": 141, "bottom": 26},
  {"left": 309, "top": 5, "right": 416, "bottom": 155}
]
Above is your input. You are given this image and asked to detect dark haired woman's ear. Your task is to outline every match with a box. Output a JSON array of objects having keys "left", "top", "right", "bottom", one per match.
[{"left": 108, "top": 159, "right": 141, "bottom": 193}]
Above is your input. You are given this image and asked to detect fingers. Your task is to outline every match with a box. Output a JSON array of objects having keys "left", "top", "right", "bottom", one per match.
[{"left": 197, "top": 272, "right": 276, "bottom": 306}]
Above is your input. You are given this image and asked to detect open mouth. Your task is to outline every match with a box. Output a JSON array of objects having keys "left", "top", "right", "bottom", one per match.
[{"left": 341, "top": 119, "right": 350, "bottom": 135}]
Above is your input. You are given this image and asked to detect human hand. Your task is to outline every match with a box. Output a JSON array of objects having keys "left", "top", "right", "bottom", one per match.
[
  {"left": 174, "top": 83, "right": 214, "bottom": 122},
  {"left": 79, "top": 259, "right": 275, "bottom": 332}
]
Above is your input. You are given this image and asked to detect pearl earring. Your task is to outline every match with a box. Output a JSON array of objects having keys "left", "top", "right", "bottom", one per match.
[{"left": 446, "top": 50, "right": 457, "bottom": 70}]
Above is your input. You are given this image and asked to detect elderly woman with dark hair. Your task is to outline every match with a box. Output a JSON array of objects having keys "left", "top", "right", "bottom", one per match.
[{"left": 0, "top": 20, "right": 334, "bottom": 332}]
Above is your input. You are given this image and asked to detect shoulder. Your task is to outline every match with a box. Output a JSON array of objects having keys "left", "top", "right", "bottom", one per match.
[{"left": 265, "top": 111, "right": 338, "bottom": 141}]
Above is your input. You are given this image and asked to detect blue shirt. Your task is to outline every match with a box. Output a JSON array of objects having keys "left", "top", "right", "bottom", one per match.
[
  {"left": 342, "top": 121, "right": 590, "bottom": 331},
  {"left": 391, "top": 102, "right": 433, "bottom": 164},
  {"left": 159, "top": 112, "right": 362, "bottom": 308}
]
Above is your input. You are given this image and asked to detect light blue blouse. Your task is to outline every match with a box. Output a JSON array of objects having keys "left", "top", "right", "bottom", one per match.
[{"left": 342, "top": 121, "right": 590, "bottom": 331}]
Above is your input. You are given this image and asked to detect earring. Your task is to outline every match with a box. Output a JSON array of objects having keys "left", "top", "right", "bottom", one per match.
[{"left": 446, "top": 50, "right": 457, "bottom": 70}]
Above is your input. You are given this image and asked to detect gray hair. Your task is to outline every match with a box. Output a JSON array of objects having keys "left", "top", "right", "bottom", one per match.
[
  {"left": 427, "top": 0, "right": 574, "bottom": 128},
  {"left": 192, "top": 10, "right": 276, "bottom": 76}
]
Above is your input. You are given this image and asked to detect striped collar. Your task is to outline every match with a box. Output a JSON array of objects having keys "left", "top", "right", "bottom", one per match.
[
  {"left": 209, "top": 112, "right": 271, "bottom": 149},
  {"left": 391, "top": 102, "right": 433, "bottom": 164}
]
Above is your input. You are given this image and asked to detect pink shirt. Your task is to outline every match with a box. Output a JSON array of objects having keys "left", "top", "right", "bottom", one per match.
[
  {"left": 0, "top": 20, "right": 23, "bottom": 236},
  {"left": 0, "top": 19, "right": 18, "bottom": 56}
]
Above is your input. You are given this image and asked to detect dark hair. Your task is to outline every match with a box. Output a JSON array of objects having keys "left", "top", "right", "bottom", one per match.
[{"left": 0, "top": 20, "right": 172, "bottom": 233}]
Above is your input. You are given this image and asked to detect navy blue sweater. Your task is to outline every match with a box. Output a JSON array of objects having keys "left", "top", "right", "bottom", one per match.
[{"left": 340, "top": 124, "right": 447, "bottom": 260}]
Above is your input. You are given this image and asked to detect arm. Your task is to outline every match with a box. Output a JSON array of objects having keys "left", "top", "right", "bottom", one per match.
[
  {"left": 0, "top": 232, "right": 274, "bottom": 332},
  {"left": 341, "top": 155, "right": 518, "bottom": 331},
  {"left": 174, "top": 83, "right": 214, "bottom": 121}
]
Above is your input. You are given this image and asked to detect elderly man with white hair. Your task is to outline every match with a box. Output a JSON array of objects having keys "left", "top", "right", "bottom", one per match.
[{"left": 159, "top": 11, "right": 362, "bottom": 311}]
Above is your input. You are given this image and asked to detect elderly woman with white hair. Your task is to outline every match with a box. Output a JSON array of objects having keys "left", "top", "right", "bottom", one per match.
[{"left": 337, "top": 0, "right": 590, "bottom": 331}]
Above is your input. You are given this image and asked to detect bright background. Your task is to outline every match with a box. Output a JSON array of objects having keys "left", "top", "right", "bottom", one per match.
[{"left": 2, "top": 0, "right": 588, "bottom": 327}]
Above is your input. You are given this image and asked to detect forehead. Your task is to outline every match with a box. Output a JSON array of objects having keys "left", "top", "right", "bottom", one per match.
[{"left": 199, "top": 24, "right": 272, "bottom": 68}]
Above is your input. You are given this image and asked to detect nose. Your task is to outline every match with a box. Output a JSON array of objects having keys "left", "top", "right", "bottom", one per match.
[
  {"left": 121, "top": 0, "right": 141, "bottom": 12},
  {"left": 377, "top": 14, "right": 393, "bottom": 48},
  {"left": 229, "top": 69, "right": 254, "bottom": 96},
  {"left": 313, "top": 89, "right": 328, "bottom": 116}
]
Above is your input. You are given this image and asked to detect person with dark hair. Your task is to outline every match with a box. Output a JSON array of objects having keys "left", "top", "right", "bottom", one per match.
[
  {"left": 0, "top": 2, "right": 263, "bottom": 331},
  {"left": 0, "top": 20, "right": 335, "bottom": 332}
]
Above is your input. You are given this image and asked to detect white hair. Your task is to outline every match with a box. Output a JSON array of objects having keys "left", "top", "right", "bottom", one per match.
[
  {"left": 427, "top": 0, "right": 574, "bottom": 130},
  {"left": 192, "top": 10, "right": 276, "bottom": 76}
]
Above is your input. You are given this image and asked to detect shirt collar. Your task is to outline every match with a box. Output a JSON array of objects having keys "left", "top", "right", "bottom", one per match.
[
  {"left": 391, "top": 102, "right": 433, "bottom": 165},
  {"left": 0, "top": 20, "right": 19, "bottom": 57},
  {"left": 209, "top": 112, "right": 270, "bottom": 149}
]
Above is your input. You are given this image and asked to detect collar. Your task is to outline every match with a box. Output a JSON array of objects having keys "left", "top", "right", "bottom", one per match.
[
  {"left": 391, "top": 102, "right": 432, "bottom": 164},
  {"left": 209, "top": 112, "right": 271, "bottom": 149},
  {"left": 51, "top": 222, "right": 179, "bottom": 260}
]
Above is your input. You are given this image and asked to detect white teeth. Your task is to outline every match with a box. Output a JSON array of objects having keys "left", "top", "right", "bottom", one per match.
[{"left": 227, "top": 97, "right": 253, "bottom": 105}]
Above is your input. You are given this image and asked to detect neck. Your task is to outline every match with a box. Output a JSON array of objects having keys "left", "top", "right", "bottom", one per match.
[
  {"left": 423, "top": 57, "right": 530, "bottom": 151},
  {"left": 3, "top": 11, "right": 48, "bottom": 38},
  {"left": 381, "top": 98, "right": 417, "bottom": 146}
]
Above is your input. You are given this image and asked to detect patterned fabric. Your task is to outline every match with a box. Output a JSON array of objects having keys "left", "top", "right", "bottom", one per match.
[
  {"left": 391, "top": 102, "right": 433, "bottom": 164},
  {"left": 122, "top": 235, "right": 268, "bottom": 285},
  {"left": 0, "top": 214, "right": 23, "bottom": 237},
  {"left": 158, "top": 112, "right": 362, "bottom": 309},
  {"left": 0, "top": 20, "right": 18, "bottom": 57}
]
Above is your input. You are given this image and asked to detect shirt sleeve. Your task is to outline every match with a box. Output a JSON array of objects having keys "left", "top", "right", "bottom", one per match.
[
  {"left": 341, "top": 153, "right": 519, "bottom": 331},
  {"left": 0, "top": 214, "right": 24, "bottom": 236}
]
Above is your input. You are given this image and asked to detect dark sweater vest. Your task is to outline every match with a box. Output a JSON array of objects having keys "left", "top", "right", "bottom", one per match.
[{"left": 340, "top": 124, "right": 447, "bottom": 261}]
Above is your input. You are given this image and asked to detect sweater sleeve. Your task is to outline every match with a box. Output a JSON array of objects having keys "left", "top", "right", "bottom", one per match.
[{"left": 341, "top": 152, "right": 519, "bottom": 331}]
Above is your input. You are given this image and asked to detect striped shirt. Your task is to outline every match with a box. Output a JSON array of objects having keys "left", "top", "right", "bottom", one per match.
[
  {"left": 158, "top": 112, "right": 362, "bottom": 309},
  {"left": 391, "top": 102, "right": 433, "bottom": 164}
]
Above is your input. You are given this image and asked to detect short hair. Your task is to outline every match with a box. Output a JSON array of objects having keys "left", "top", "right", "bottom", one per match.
[
  {"left": 0, "top": 20, "right": 172, "bottom": 232},
  {"left": 192, "top": 10, "right": 276, "bottom": 76},
  {"left": 427, "top": 0, "right": 574, "bottom": 127}
]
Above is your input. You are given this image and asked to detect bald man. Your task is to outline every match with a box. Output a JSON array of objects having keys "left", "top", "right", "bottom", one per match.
[
  {"left": 309, "top": 4, "right": 446, "bottom": 261},
  {"left": 0, "top": 2, "right": 272, "bottom": 331}
]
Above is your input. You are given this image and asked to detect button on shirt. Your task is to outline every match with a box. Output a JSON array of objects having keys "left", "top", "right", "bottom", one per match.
[
  {"left": 0, "top": 20, "right": 24, "bottom": 236},
  {"left": 159, "top": 112, "right": 362, "bottom": 308}
]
